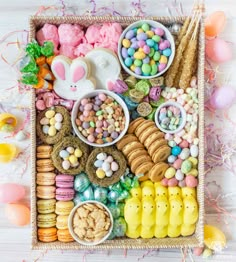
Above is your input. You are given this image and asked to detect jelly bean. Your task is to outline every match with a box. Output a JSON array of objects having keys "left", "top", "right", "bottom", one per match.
[
  {"left": 153, "top": 51, "right": 161, "bottom": 61},
  {"left": 143, "top": 45, "right": 150, "bottom": 54},
  {"left": 181, "top": 160, "right": 192, "bottom": 174},
  {"left": 146, "top": 39, "right": 155, "bottom": 47},
  {"left": 163, "top": 48, "right": 172, "bottom": 57},
  {"left": 124, "top": 57, "right": 133, "bottom": 67},
  {"left": 141, "top": 64, "right": 151, "bottom": 74},
  {"left": 165, "top": 167, "right": 176, "bottom": 179},
  {"left": 152, "top": 35, "right": 161, "bottom": 42},
  {"left": 135, "top": 67, "right": 142, "bottom": 75},
  {"left": 151, "top": 64, "right": 158, "bottom": 75},
  {"left": 160, "top": 55, "right": 168, "bottom": 64},
  {"left": 122, "top": 39, "right": 131, "bottom": 48},
  {"left": 143, "top": 57, "right": 150, "bottom": 64},
  {"left": 155, "top": 28, "right": 164, "bottom": 36},
  {"left": 125, "top": 30, "right": 135, "bottom": 39},
  {"left": 142, "top": 23, "right": 150, "bottom": 32},
  {"left": 127, "top": 47, "right": 135, "bottom": 56},
  {"left": 134, "top": 51, "right": 146, "bottom": 60},
  {"left": 158, "top": 63, "right": 166, "bottom": 71},
  {"left": 137, "top": 32, "right": 147, "bottom": 41},
  {"left": 134, "top": 59, "right": 142, "bottom": 67}
]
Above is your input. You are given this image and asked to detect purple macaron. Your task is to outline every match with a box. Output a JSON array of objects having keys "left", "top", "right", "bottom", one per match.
[
  {"left": 56, "top": 174, "right": 74, "bottom": 188},
  {"left": 56, "top": 188, "right": 75, "bottom": 201}
]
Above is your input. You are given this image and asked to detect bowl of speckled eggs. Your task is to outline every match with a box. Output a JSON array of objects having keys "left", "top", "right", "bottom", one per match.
[
  {"left": 155, "top": 101, "right": 187, "bottom": 134},
  {"left": 118, "top": 20, "right": 175, "bottom": 79},
  {"left": 71, "top": 90, "right": 130, "bottom": 147}
]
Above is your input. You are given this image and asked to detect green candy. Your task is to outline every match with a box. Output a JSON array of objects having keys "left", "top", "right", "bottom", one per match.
[
  {"left": 117, "top": 190, "right": 130, "bottom": 202},
  {"left": 109, "top": 182, "right": 123, "bottom": 193},
  {"left": 147, "top": 108, "right": 156, "bottom": 120},
  {"left": 113, "top": 217, "right": 127, "bottom": 237},
  {"left": 151, "top": 64, "right": 158, "bottom": 75},
  {"left": 150, "top": 96, "right": 165, "bottom": 107},
  {"left": 120, "top": 176, "right": 132, "bottom": 190},
  {"left": 20, "top": 55, "right": 39, "bottom": 74},
  {"left": 41, "top": 41, "right": 54, "bottom": 57},
  {"left": 107, "top": 203, "right": 120, "bottom": 219},
  {"left": 131, "top": 176, "right": 140, "bottom": 188},
  {"left": 135, "top": 80, "right": 150, "bottom": 96},
  {"left": 148, "top": 47, "right": 155, "bottom": 57},
  {"left": 134, "top": 59, "right": 142, "bottom": 67},
  {"left": 153, "top": 51, "right": 161, "bottom": 61},
  {"left": 141, "top": 64, "right": 151, "bottom": 75},
  {"left": 141, "top": 23, "right": 150, "bottom": 32},
  {"left": 117, "top": 203, "right": 125, "bottom": 217},
  {"left": 181, "top": 160, "right": 193, "bottom": 174},
  {"left": 96, "top": 110, "right": 103, "bottom": 116},
  {"left": 90, "top": 121, "right": 95, "bottom": 127},
  {"left": 21, "top": 72, "right": 38, "bottom": 85},
  {"left": 152, "top": 35, "right": 161, "bottom": 42},
  {"left": 26, "top": 41, "right": 41, "bottom": 58}
]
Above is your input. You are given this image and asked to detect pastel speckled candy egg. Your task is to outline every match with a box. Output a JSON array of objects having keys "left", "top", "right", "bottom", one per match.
[
  {"left": 111, "top": 161, "right": 119, "bottom": 171},
  {"left": 59, "top": 150, "right": 69, "bottom": 159},
  {"left": 54, "top": 113, "right": 63, "bottom": 122},
  {"left": 97, "top": 153, "right": 107, "bottom": 161},
  {"left": 96, "top": 168, "right": 106, "bottom": 179},
  {"left": 165, "top": 167, "right": 176, "bottom": 179},
  {"left": 181, "top": 160, "right": 192, "bottom": 174},
  {"left": 94, "top": 160, "right": 103, "bottom": 168},
  {"left": 185, "top": 175, "right": 198, "bottom": 188},
  {"left": 179, "top": 148, "right": 190, "bottom": 160},
  {"left": 190, "top": 145, "right": 199, "bottom": 157},
  {"left": 102, "top": 162, "right": 110, "bottom": 172},
  {"left": 0, "top": 183, "right": 25, "bottom": 203},
  {"left": 74, "top": 148, "right": 82, "bottom": 158},
  {"left": 62, "top": 160, "right": 70, "bottom": 170},
  {"left": 66, "top": 147, "right": 74, "bottom": 154}
]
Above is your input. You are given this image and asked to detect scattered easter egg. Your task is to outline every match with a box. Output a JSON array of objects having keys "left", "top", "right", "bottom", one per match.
[
  {"left": 66, "top": 147, "right": 74, "bottom": 154},
  {"left": 97, "top": 152, "right": 107, "bottom": 161},
  {"left": 111, "top": 161, "right": 119, "bottom": 171},
  {"left": 15, "top": 130, "right": 27, "bottom": 141},
  {"left": 205, "top": 11, "right": 226, "bottom": 38},
  {"left": 204, "top": 224, "right": 226, "bottom": 251},
  {"left": 0, "top": 143, "right": 18, "bottom": 163},
  {"left": 5, "top": 203, "right": 30, "bottom": 226},
  {"left": 190, "top": 145, "right": 199, "bottom": 157},
  {"left": 74, "top": 148, "right": 82, "bottom": 158},
  {"left": 62, "top": 160, "right": 70, "bottom": 170},
  {"left": 206, "top": 38, "right": 233, "bottom": 63},
  {"left": 0, "top": 183, "right": 25, "bottom": 203}
]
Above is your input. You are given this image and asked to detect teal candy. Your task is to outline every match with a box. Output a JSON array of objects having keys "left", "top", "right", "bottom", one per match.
[
  {"left": 113, "top": 217, "right": 127, "bottom": 237},
  {"left": 118, "top": 203, "right": 125, "bottom": 217},
  {"left": 127, "top": 47, "right": 135, "bottom": 56},
  {"left": 171, "top": 146, "right": 182, "bottom": 156},
  {"left": 124, "top": 57, "right": 133, "bottom": 67},
  {"left": 94, "top": 187, "right": 108, "bottom": 203},
  {"left": 146, "top": 39, "right": 155, "bottom": 47},
  {"left": 81, "top": 186, "right": 94, "bottom": 200},
  {"left": 107, "top": 203, "right": 120, "bottom": 219},
  {"left": 181, "top": 160, "right": 193, "bottom": 174},
  {"left": 163, "top": 48, "right": 172, "bottom": 57},
  {"left": 120, "top": 176, "right": 132, "bottom": 190},
  {"left": 74, "top": 173, "right": 90, "bottom": 193},
  {"left": 107, "top": 190, "right": 120, "bottom": 202},
  {"left": 153, "top": 43, "right": 159, "bottom": 51},
  {"left": 109, "top": 182, "right": 123, "bottom": 193},
  {"left": 73, "top": 193, "right": 82, "bottom": 205}
]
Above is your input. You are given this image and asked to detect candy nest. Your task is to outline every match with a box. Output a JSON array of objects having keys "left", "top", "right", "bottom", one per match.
[
  {"left": 36, "top": 106, "right": 71, "bottom": 145},
  {"left": 51, "top": 136, "right": 89, "bottom": 175},
  {"left": 86, "top": 146, "right": 127, "bottom": 187}
]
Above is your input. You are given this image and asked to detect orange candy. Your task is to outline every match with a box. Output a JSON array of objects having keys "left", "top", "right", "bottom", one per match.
[{"left": 205, "top": 11, "right": 226, "bottom": 38}]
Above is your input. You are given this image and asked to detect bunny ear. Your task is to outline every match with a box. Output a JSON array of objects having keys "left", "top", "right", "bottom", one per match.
[
  {"left": 51, "top": 55, "right": 71, "bottom": 81},
  {"left": 70, "top": 58, "right": 88, "bottom": 83}
]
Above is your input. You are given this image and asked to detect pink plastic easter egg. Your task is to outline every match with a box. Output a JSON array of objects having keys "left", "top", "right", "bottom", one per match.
[
  {"left": 205, "top": 11, "right": 226, "bottom": 38},
  {"left": 193, "top": 247, "right": 204, "bottom": 256},
  {"left": 0, "top": 183, "right": 26, "bottom": 203},
  {"left": 5, "top": 204, "right": 30, "bottom": 226},
  {"left": 206, "top": 38, "right": 233, "bottom": 63},
  {"left": 209, "top": 85, "right": 236, "bottom": 110}
]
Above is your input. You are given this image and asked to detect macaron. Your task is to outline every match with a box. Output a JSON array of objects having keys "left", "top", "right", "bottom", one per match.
[
  {"left": 37, "top": 213, "right": 57, "bottom": 228},
  {"left": 37, "top": 172, "right": 56, "bottom": 186},
  {"left": 55, "top": 201, "right": 74, "bottom": 216},
  {"left": 56, "top": 215, "right": 69, "bottom": 230},
  {"left": 37, "top": 145, "right": 53, "bottom": 159},
  {"left": 56, "top": 174, "right": 74, "bottom": 188},
  {"left": 37, "top": 199, "right": 56, "bottom": 214},
  {"left": 57, "top": 229, "right": 74, "bottom": 242},
  {"left": 56, "top": 188, "right": 75, "bottom": 201},
  {"left": 37, "top": 186, "right": 56, "bottom": 199},
  {"left": 36, "top": 159, "right": 54, "bottom": 172},
  {"left": 38, "top": 227, "right": 57, "bottom": 242}
]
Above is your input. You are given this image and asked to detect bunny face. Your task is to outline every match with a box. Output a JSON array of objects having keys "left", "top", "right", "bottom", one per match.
[{"left": 51, "top": 55, "right": 96, "bottom": 101}]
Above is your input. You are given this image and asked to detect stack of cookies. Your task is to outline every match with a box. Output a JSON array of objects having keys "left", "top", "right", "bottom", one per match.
[{"left": 117, "top": 117, "right": 171, "bottom": 182}]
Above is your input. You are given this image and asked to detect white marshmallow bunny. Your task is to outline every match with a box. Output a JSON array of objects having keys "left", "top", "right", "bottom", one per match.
[{"left": 51, "top": 55, "right": 96, "bottom": 101}]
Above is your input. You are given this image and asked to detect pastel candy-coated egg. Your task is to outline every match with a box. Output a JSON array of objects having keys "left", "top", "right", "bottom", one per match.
[
  {"left": 179, "top": 140, "right": 189, "bottom": 148},
  {"left": 164, "top": 40, "right": 171, "bottom": 48},
  {"left": 151, "top": 64, "right": 158, "bottom": 75},
  {"left": 125, "top": 30, "right": 135, "bottom": 39},
  {"left": 69, "top": 155, "right": 78, "bottom": 164},
  {"left": 45, "top": 110, "right": 55, "bottom": 119},
  {"left": 173, "top": 158, "right": 183, "bottom": 169},
  {"left": 158, "top": 63, "right": 166, "bottom": 71},
  {"left": 205, "top": 11, "right": 226, "bottom": 38},
  {"left": 55, "top": 113, "right": 63, "bottom": 122},
  {"left": 105, "top": 156, "right": 113, "bottom": 163},
  {"left": 181, "top": 160, "right": 192, "bottom": 174},
  {"left": 190, "top": 145, "right": 199, "bottom": 157},
  {"left": 42, "top": 125, "right": 50, "bottom": 134},
  {"left": 62, "top": 160, "right": 70, "bottom": 170},
  {"left": 168, "top": 177, "right": 178, "bottom": 187},
  {"left": 143, "top": 56, "right": 150, "bottom": 64},
  {"left": 171, "top": 146, "right": 182, "bottom": 156},
  {"left": 149, "top": 48, "right": 155, "bottom": 57},
  {"left": 146, "top": 39, "right": 155, "bottom": 47},
  {"left": 165, "top": 167, "right": 176, "bottom": 179},
  {"left": 138, "top": 40, "right": 146, "bottom": 48},
  {"left": 125, "top": 57, "right": 133, "bottom": 67},
  {"left": 127, "top": 47, "right": 135, "bottom": 56},
  {"left": 168, "top": 140, "right": 176, "bottom": 147},
  {"left": 94, "top": 159, "right": 103, "bottom": 168},
  {"left": 0, "top": 183, "right": 25, "bottom": 203},
  {"left": 159, "top": 42, "right": 168, "bottom": 50},
  {"left": 111, "top": 161, "right": 119, "bottom": 171},
  {"left": 15, "top": 130, "right": 27, "bottom": 141},
  {"left": 206, "top": 38, "right": 233, "bottom": 63},
  {"left": 121, "top": 47, "right": 128, "bottom": 58},
  {"left": 142, "top": 64, "right": 151, "bottom": 74},
  {"left": 187, "top": 168, "right": 198, "bottom": 177},
  {"left": 55, "top": 122, "right": 62, "bottom": 130},
  {"left": 168, "top": 155, "right": 176, "bottom": 164},
  {"left": 105, "top": 170, "right": 113, "bottom": 177},
  {"left": 81, "top": 98, "right": 88, "bottom": 106},
  {"left": 185, "top": 175, "right": 198, "bottom": 188},
  {"left": 131, "top": 41, "right": 139, "bottom": 49},
  {"left": 163, "top": 48, "right": 172, "bottom": 57},
  {"left": 152, "top": 35, "right": 161, "bottom": 42},
  {"left": 130, "top": 64, "right": 136, "bottom": 72},
  {"left": 153, "top": 51, "right": 161, "bottom": 61},
  {"left": 135, "top": 67, "right": 142, "bottom": 75},
  {"left": 122, "top": 39, "right": 131, "bottom": 48},
  {"left": 5, "top": 204, "right": 30, "bottom": 226},
  {"left": 134, "top": 51, "right": 146, "bottom": 60},
  {"left": 178, "top": 180, "right": 186, "bottom": 188},
  {"left": 96, "top": 168, "right": 106, "bottom": 179},
  {"left": 66, "top": 147, "right": 74, "bottom": 154},
  {"left": 134, "top": 59, "right": 142, "bottom": 66},
  {"left": 59, "top": 150, "right": 69, "bottom": 158},
  {"left": 142, "top": 23, "right": 150, "bottom": 32},
  {"left": 74, "top": 148, "right": 82, "bottom": 158},
  {"left": 146, "top": 30, "right": 154, "bottom": 38},
  {"left": 179, "top": 148, "right": 190, "bottom": 160},
  {"left": 48, "top": 126, "right": 57, "bottom": 136},
  {"left": 137, "top": 32, "right": 147, "bottom": 41},
  {"left": 102, "top": 161, "right": 110, "bottom": 172},
  {"left": 161, "top": 178, "right": 168, "bottom": 187},
  {"left": 87, "top": 134, "right": 95, "bottom": 143},
  {"left": 153, "top": 43, "right": 159, "bottom": 51},
  {"left": 97, "top": 153, "right": 107, "bottom": 161},
  {"left": 159, "top": 55, "right": 168, "bottom": 64},
  {"left": 49, "top": 117, "right": 56, "bottom": 125},
  {"left": 137, "top": 28, "right": 144, "bottom": 34},
  {"left": 188, "top": 157, "right": 198, "bottom": 168},
  {"left": 155, "top": 28, "right": 165, "bottom": 36},
  {"left": 175, "top": 170, "right": 184, "bottom": 181},
  {"left": 143, "top": 45, "right": 150, "bottom": 54},
  {"left": 150, "top": 59, "right": 155, "bottom": 66},
  {"left": 40, "top": 117, "right": 49, "bottom": 125}
]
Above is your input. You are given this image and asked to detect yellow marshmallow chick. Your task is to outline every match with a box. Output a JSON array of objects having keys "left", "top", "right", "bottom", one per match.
[
  {"left": 140, "top": 197, "right": 155, "bottom": 238},
  {"left": 181, "top": 223, "right": 196, "bottom": 236},
  {"left": 168, "top": 186, "right": 182, "bottom": 199},
  {"left": 154, "top": 196, "right": 169, "bottom": 238},
  {"left": 141, "top": 180, "right": 154, "bottom": 188},
  {"left": 142, "top": 185, "right": 155, "bottom": 199},
  {"left": 168, "top": 224, "right": 181, "bottom": 238},
  {"left": 124, "top": 197, "right": 142, "bottom": 238},
  {"left": 182, "top": 196, "right": 198, "bottom": 225},
  {"left": 168, "top": 196, "right": 183, "bottom": 238},
  {"left": 154, "top": 182, "right": 168, "bottom": 199},
  {"left": 182, "top": 187, "right": 196, "bottom": 199},
  {"left": 130, "top": 187, "right": 142, "bottom": 200}
]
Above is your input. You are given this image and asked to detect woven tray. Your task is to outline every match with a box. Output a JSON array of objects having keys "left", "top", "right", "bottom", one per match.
[{"left": 30, "top": 15, "right": 205, "bottom": 250}]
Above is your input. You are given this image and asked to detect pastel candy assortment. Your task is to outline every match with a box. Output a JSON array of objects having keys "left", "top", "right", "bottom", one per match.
[
  {"left": 59, "top": 147, "right": 83, "bottom": 170},
  {"left": 94, "top": 153, "right": 119, "bottom": 179},
  {"left": 158, "top": 105, "right": 182, "bottom": 131},
  {"left": 75, "top": 93, "right": 126, "bottom": 145},
  {"left": 40, "top": 109, "right": 63, "bottom": 136},
  {"left": 121, "top": 22, "right": 172, "bottom": 76}
]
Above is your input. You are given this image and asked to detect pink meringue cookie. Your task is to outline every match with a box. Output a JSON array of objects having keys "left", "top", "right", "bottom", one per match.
[
  {"left": 74, "top": 43, "right": 93, "bottom": 57},
  {"left": 94, "top": 41, "right": 118, "bottom": 54},
  {"left": 58, "top": 24, "right": 84, "bottom": 46},
  {"left": 100, "top": 23, "right": 122, "bottom": 43},
  {"left": 59, "top": 44, "right": 76, "bottom": 59},
  {"left": 36, "top": 24, "right": 59, "bottom": 54},
  {"left": 85, "top": 24, "right": 102, "bottom": 44}
]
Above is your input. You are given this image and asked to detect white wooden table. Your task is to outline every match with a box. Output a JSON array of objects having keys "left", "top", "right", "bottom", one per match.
[{"left": 0, "top": 0, "right": 236, "bottom": 261}]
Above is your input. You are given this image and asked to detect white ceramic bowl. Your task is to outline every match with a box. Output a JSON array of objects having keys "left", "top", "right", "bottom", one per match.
[
  {"left": 118, "top": 20, "right": 175, "bottom": 79},
  {"left": 68, "top": 200, "right": 113, "bottom": 246},
  {"left": 155, "top": 101, "right": 186, "bottom": 134},
  {"left": 71, "top": 89, "right": 130, "bottom": 147}
]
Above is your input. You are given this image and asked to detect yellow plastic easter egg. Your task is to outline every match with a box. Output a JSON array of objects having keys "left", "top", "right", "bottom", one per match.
[
  {"left": 0, "top": 113, "right": 17, "bottom": 129},
  {"left": 74, "top": 148, "right": 82, "bottom": 158},
  {"left": 154, "top": 182, "right": 168, "bottom": 198},
  {"left": 183, "top": 196, "right": 198, "bottom": 224},
  {"left": 5, "top": 203, "right": 30, "bottom": 226},
  {"left": 142, "top": 185, "right": 155, "bottom": 198},
  {"left": 0, "top": 143, "right": 18, "bottom": 163},
  {"left": 204, "top": 225, "right": 226, "bottom": 251},
  {"left": 130, "top": 187, "right": 142, "bottom": 199}
]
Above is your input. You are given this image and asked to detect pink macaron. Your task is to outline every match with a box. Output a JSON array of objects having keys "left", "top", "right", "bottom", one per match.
[
  {"left": 56, "top": 188, "right": 75, "bottom": 201},
  {"left": 56, "top": 174, "right": 74, "bottom": 188}
]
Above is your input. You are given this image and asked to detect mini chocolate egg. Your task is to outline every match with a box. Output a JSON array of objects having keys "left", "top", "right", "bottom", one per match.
[
  {"left": 96, "top": 168, "right": 106, "bottom": 179},
  {"left": 49, "top": 117, "right": 56, "bottom": 125},
  {"left": 55, "top": 122, "right": 62, "bottom": 130},
  {"left": 74, "top": 173, "right": 90, "bottom": 192},
  {"left": 40, "top": 117, "right": 49, "bottom": 125},
  {"left": 15, "top": 130, "right": 27, "bottom": 141},
  {"left": 69, "top": 155, "right": 78, "bottom": 164},
  {"left": 97, "top": 152, "right": 107, "bottom": 161},
  {"left": 102, "top": 162, "right": 110, "bottom": 172},
  {"left": 94, "top": 160, "right": 103, "bottom": 168},
  {"left": 45, "top": 110, "right": 55, "bottom": 119},
  {"left": 5, "top": 203, "right": 30, "bottom": 226},
  {"left": 74, "top": 148, "right": 82, "bottom": 158},
  {"left": 66, "top": 147, "right": 74, "bottom": 154},
  {"left": 59, "top": 150, "right": 69, "bottom": 159},
  {"left": 105, "top": 170, "right": 113, "bottom": 177},
  {"left": 48, "top": 126, "right": 57, "bottom": 136},
  {"left": 0, "top": 183, "right": 25, "bottom": 203},
  {"left": 111, "top": 161, "right": 119, "bottom": 172},
  {"left": 105, "top": 155, "right": 114, "bottom": 163},
  {"left": 55, "top": 113, "right": 63, "bottom": 122},
  {"left": 42, "top": 125, "right": 50, "bottom": 134},
  {"left": 62, "top": 160, "right": 70, "bottom": 170}
]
